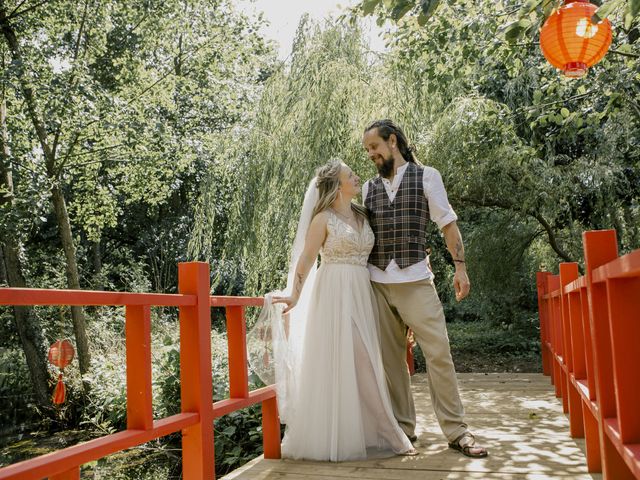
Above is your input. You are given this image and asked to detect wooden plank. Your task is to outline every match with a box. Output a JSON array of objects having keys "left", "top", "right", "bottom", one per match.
[
  {"left": 213, "top": 387, "right": 277, "bottom": 418},
  {"left": 226, "top": 306, "right": 250, "bottom": 398},
  {"left": 125, "top": 305, "right": 153, "bottom": 431},
  {"left": 592, "top": 248, "right": 640, "bottom": 283},
  {"left": 452, "top": 373, "right": 551, "bottom": 381},
  {"left": 211, "top": 296, "right": 264, "bottom": 307},
  {"left": 226, "top": 460, "right": 599, "bottom": 479},
  {"left": 225, "top": 457, "right": 600, "bottom": 479},
  {"left": 0, "top": 287, "right": 196, "bottom": 306},
  {"left": 178, "top": 262, "right": 215, "bottom": 480}
]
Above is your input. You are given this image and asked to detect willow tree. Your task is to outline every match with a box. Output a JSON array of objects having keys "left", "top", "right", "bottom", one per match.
[
  {"left": 188, "top": 16, "right": 533, "bottom": 302},
  {"left": 190, "top": 18, "right": 424, "bottom": 296}
]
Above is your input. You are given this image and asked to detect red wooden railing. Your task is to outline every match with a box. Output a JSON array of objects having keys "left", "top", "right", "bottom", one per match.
[
  {"left": 537, "top": 230, "right": 640, "bottom": 480},
  {"left": 0, "top": 261, "right": 281, "bottom": 480}
]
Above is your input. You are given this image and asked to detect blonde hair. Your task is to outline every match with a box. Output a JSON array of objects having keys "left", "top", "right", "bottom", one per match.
[{"left": 312, "top": 159, "right": 368, "bottom": 219}]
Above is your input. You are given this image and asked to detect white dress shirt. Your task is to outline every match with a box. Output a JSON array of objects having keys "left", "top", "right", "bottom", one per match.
[{"left": 362, "top": 163, "right": 457, "bottom": 284}]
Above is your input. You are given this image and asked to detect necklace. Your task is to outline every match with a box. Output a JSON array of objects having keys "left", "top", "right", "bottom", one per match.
[
  {"left": 331, "top": 208, "right": 361, "bottom": 231},
  {"left": 331, "top": 207, "right": 355, "bottom": 222}
]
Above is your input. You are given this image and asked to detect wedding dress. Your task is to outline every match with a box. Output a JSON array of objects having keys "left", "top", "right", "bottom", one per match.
[{"left": 254, "top": 209, "right": 414, "bottom": 461}]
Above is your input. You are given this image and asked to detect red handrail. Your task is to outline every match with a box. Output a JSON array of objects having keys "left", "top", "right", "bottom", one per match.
[
  {"left": 0, "top": 262, "right": 281, "bottom": 480},
  {"left": 537, "top": 230, "right": 640, "bottom": 480}
]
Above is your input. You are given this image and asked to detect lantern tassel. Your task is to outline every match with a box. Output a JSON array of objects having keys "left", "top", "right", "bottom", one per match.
[{"left": 53, "top": 373, "right": 66, "bottom": 404}]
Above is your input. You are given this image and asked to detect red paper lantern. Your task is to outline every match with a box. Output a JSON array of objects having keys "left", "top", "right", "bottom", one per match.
[
  {"left": 52, "top": 373, "right": 66, "bottom": 404},
  {"left": 48, "top": 339, "right": 75, "bottom": 405},
  {"left": 540, "top": 0, "right": 612, "bottom": 78},
  {"left": 48, "top": 339, "right": 75, "bottom": 369}
]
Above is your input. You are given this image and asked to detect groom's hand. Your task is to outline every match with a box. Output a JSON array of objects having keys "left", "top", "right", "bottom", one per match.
[
  {"left": 442, "top": 221, "right": 470, "bottom": 301},
  {"left": 453, "top": 270, "right": 470, "bottom": 301}
]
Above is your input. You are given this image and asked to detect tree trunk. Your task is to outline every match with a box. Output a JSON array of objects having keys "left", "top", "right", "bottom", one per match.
[
  {"left": 49, "top": 186, "right": 91, "bottom": 375},
  {"left": 0, "top": 243, "right": 51, "bottom": 407},
  {"left": 0, "top": 235, "right": 6, "bottom": 285},
  {"left": 0, "top": 91, "right": 50, "bottom": 408},
  {"left": 1, "top": 5, "right": 91, "bottom": 376},
  {"left": 91, "top": 240, "right": 103, "bottom": 290},
  {"left": 530, "top": 213, "right": 574, "bottom": 263}
]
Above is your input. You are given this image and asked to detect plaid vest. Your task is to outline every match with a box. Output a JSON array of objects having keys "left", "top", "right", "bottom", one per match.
[{"left": 364, "top": 162, "right": 429, "bottom": 270}]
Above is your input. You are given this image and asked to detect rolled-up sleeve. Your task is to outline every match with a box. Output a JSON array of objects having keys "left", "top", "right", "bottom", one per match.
[{"left": 423, "top": 167, "right": 458, "bottom": 229}]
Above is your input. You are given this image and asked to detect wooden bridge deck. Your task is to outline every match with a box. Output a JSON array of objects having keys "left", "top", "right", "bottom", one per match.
[{"left": 223, "top": 373, "right": 598, "bottom": 480}]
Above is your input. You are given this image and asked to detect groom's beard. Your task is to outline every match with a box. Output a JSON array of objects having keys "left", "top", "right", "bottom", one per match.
[{"left": 376, "top": 155, "right": 395, "bottom": 178}]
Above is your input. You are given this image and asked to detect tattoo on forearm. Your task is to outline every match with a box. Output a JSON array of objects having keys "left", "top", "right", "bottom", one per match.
[{"left": 454, "top": 239, "right": 464, "bottom": 261}]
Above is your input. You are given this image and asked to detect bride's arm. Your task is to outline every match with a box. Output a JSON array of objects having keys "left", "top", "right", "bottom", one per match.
[{"left": 273, "top": 211, "right": 328, "bottom": 313}]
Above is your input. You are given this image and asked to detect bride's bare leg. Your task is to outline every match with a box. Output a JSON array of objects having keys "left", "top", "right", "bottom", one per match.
[{"left": 352, "top": 323, "right": 416, "bottom": 455}]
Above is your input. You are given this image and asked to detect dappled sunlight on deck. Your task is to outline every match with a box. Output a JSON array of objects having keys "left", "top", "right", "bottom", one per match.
[{"left": 223, "top": 373, "right": 599, "bottom": 479}]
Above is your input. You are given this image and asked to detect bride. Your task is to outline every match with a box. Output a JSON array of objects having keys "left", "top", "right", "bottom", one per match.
[{"left": 250, "top": 159, "right": 417, "bottom": 461}]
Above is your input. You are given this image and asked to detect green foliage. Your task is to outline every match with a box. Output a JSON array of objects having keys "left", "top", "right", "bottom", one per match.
[
  {"left": 2, "top": 1, "right": 640, "bottom": 476},
  {"left": 0, "top": 347, "right": 39, "bottom": 430},
  {"left": 351, "top": 0, "right": 442, "bottom": 23},
  {"left": 1, "top": 0, "right": 274, "bottom": 281},
  {"left": 450, "top": 317, "right": 541, "bottom": 356},
  {"left": 448, "top": 315, "right": 542, "bottom": 375},
  {"left": 213, "top": 405, "right": 269, "bottom": 477},
  {"left": 350, "top": 0, "right": 640, "bottom": 41},
  {"left": 502, "top": 0, "right": 640, "bottom": 40},
  {"left": 372, "top": 0, "right": 639, "bottom": 259},
  {"left": 413, "top": 316, "right": 542, "bottom": 373},
  {"left": 1, "top": 1, "right": 277, "bottom": 471}
]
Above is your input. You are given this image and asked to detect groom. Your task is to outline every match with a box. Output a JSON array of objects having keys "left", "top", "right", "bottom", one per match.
[{"left": 361, "top": 119, "right": 488, "bottom": 458}]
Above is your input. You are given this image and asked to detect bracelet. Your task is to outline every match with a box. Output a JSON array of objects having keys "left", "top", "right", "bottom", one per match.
[{"left": 453, "top": 259, "right": 465, "bottom": 263}]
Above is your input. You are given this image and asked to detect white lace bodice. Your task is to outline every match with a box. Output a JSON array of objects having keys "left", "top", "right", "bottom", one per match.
[{"left": 321, "top": 211, "right": 375, "bottom": 267}]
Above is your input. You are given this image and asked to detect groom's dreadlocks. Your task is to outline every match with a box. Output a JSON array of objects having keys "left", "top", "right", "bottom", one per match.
[{"left": 365, "top": 119, "right": 418, "bottom": 164}]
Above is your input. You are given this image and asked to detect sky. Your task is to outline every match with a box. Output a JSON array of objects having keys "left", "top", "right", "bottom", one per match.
[{"left": 235, "top": 0, "right": 389, "bottom": 61}]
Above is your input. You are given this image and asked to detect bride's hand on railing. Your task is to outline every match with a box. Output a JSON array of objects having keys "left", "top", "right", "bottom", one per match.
[{"left": 272, "top": 295, "right": 298, "bottom": 314}]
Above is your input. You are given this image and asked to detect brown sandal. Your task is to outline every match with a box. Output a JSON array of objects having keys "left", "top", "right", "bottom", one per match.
[{"left": 448, "top": 432, "right": 488, "bottom": 458}]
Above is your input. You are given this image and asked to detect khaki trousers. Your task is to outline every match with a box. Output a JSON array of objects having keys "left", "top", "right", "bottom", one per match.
[{"left": 371, "top": 278, "right": 467, "bottom": 442}]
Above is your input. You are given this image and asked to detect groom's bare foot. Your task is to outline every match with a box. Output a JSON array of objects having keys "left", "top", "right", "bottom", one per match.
[
  {"left": 406, "top": 433, "right": 418, "bottom": 443},
  {"left": 448, "top": 432, "right": 488, "bottom": 458}
]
